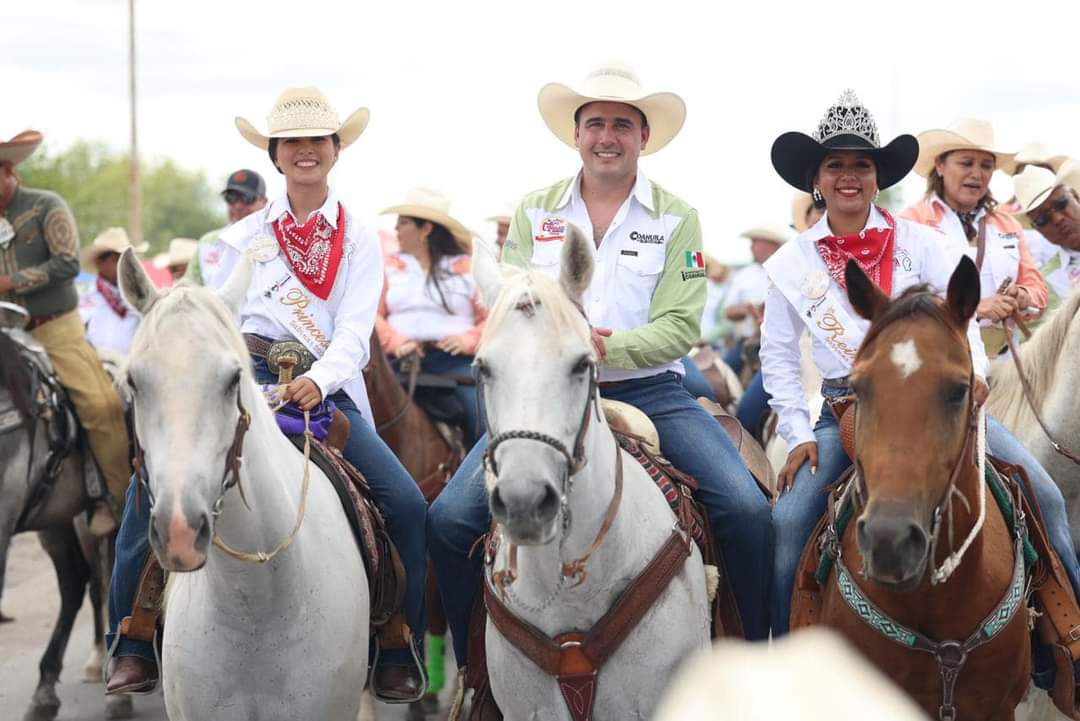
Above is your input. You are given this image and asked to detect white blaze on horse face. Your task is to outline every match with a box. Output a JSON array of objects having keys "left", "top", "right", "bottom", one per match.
[{"left": 890, "top": 339, "right": 922, "bottom": 379}]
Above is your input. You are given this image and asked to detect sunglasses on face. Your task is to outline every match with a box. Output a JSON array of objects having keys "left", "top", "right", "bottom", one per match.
[
  {"left": 224, "top": 191, "right": 256, "bottom": 206},
  {"left": 1031, "top": 194, "right": 1071, "bottom": 228}
]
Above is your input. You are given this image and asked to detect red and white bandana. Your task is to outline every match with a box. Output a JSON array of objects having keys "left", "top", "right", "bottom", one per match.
[
  {"left": 272, "top": 202, "right": 346, "bottom": 300},
  {"left": 96, "top": 276, "right": 128, "bottom": 319},
  {"left": 815, "top": 207, "right": 896, "bottom": 296}
]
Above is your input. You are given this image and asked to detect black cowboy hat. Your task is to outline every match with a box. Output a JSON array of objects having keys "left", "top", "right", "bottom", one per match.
[{"left": 771, "top": 90, "right": 918, "bottom": 193}]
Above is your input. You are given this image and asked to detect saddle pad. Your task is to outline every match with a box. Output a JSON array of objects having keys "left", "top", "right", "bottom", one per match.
[
  {"left": 286, "top": 434, "right": 383, "bottom": 579},
  {"left": 615, "top": 433, "right": 705, "bottom": 550}
]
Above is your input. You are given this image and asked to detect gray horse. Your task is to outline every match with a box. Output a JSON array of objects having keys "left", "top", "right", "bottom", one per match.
[{"left": 0, "top": 305, "right": 128, "bottom": 721}]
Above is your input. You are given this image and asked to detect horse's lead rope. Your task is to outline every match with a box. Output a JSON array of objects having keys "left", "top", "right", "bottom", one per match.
[{"left": 212, "top": 406, "right": 313, "bottom": 564}]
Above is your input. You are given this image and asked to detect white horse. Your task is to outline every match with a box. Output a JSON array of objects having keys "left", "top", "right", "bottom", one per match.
[
  {"left": 472, "top": 227, "right": 710, "bottom": 721},
  {"left": 116, "top": 249, "right": 369, "bottom": 721},
  {"left": 653, "top": 628, "right": 928, "bottom": 721},
  {"left": 988, "top": 290, "right": 1080, "bottom": 552}
]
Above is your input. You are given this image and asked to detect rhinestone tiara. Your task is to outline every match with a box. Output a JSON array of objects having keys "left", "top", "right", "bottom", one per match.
[{"left": 812, "top": 89, "right": 879, "bottom": 147}]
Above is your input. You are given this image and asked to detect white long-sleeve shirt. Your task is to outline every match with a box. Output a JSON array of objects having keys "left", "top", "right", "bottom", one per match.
[
  {"left": 214, "top": 189, "right": 383, "bottom": 415},
  {"left": 761, "top": 207, "right": 988, "bottom": 448}
]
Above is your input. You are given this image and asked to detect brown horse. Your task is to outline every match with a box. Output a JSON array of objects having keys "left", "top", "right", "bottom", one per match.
[
  {"left": 362, "top": 332, "right": 462, "bottom": 502},
  {"left": 803, "top": 257, "right": 1030, "bottom": 720}
]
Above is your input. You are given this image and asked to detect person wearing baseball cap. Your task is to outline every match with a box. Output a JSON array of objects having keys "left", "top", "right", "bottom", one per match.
[
  {"left": 183, "top": 168, "right": 267, "bottom": 286},
  {"left": 427, "top": 65, "right": 774, "bottom": 689}
]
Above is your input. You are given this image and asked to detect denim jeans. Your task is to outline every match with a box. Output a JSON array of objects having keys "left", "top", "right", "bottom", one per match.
[
  {"left": 735, "top": 370, "right": 771, "bottom": 437},
  {"left": 428, "top": 371, "right": 774, "bottom": 665},
  {"left": 723, "top": 338, "right": 746, "bottom": 376},
  {"left": 418, "top": 349, "right": 484, "bottom": 447},
  {"left": 106, "top": 478, "right": 154, "bottom": 661},
  {"left": 770, "top": 384, "right": 853, "bottom": 636},
  {"left": 679, "top": 355, "right": 718, "bottom": 403},
  {"left": 107, "top": 356, "right": 430, "bottom": 667}
]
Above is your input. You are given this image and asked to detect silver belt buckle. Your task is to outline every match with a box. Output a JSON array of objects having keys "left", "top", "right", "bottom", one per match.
[{"left": 266, "top": 340, "right": 315, "bottom": 379}]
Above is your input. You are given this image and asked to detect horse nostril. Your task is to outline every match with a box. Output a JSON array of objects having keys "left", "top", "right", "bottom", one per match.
[
  {"left": 149, "top": 515, "right": 162, "bottom": 547},
  {"left": 904, "top": 523, "right": 928, "bottom": 558},
  {"left": 490, "top": 488, "right": 507, "bottom": 520},
  {"left": 856, "top": 517, "right": 868, "bottom": 546},
  {"left": 537, "top": 484, "right": 561, "bottom": 521},
  {"left": 195, "top": 513, "right": 211, "bottom": 549}
]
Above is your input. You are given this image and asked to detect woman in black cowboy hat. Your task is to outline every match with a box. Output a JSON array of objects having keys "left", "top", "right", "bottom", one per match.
[{"left": 760, "top": 90, "right": 992, "bottom": 635}]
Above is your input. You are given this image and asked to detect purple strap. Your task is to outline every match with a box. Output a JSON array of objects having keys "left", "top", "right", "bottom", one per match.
[{"left": 261, "top": 385, "right": 336, "bottom": 441}]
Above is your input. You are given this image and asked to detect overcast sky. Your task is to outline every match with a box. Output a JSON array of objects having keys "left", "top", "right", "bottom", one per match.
[{"left": 6, "top": 0, "right": 1080, "bottom": 262}]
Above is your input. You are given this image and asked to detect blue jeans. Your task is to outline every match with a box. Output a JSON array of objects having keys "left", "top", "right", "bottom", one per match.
[
  {"left": 771, "top": 384, "right": 853, "bottom": 636},
  {"left": 106, "top": 478, "right": 154, "bottom": 661},
  {"left": 420, "top": 349, "right": 484, "bottom": 447},
  {"left": 108, "top": 356, "right": 429, "bottom": 666},
  {"left": 428, "top": 371, "right": 774, "bottom": 666},
  {"left": 735, "top": 370, "right": 771, "bottom": 436},
  {"left": 723, "top": 338, "right": 746, "bottom": 376},
  {"left": 679, "top": 355, "right": 718, "bottom": 403}
]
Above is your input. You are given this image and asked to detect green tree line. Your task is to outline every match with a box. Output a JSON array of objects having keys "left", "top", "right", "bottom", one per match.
[{"left": 18, "top": 141, "right": 225, "bottom": 255}]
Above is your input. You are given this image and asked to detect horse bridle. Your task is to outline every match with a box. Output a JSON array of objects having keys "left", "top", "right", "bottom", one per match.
[{"left": 131, "top": 389, "right": 252, "bottom": 516}]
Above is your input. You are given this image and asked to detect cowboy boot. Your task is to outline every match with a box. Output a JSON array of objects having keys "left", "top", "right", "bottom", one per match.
[
  {"left": 105, "top": 655, "right": 158, "bottom": 695},
  {"left": 371, "top": 615, "right": 428, "bottom": 703}
]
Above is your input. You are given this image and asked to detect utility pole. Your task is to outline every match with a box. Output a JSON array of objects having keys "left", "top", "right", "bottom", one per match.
[{"left": 128, "top": 0, "right": 142, "bottom": 246}]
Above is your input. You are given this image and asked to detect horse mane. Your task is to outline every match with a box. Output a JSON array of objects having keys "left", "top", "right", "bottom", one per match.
[
  {"left": 480, "top": 268, "right": 592, "bottom": 350},
  {"left": 857, "top": 283, "right": 966, "bottom": 361},
  {"left": 125, "top": 284, "right": 251, "bottom": 379},
  {"left": 0, "top": 330, "right": 35, "bottom": 438},
  {"left": 989, "top": 289, "right": 1080, "bottom": 429}
]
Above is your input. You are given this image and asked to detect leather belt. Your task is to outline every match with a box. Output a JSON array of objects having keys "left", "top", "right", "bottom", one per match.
[
  {"left": 27, "top": 312, "right": 64, "bottom": 331},
  {"left": 821, "top": 375, "right": 852, "bottom": 389},
  {"left": 243, "top": 333, "right": 273, "bottom": 359}
]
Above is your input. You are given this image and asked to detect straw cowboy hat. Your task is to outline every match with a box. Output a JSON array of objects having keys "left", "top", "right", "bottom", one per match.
[
  {"left": 236, "top": 87, "right": 369, "bottom": 151},
  {"left": 537, "top": 63, "right": 686, "bottom": 156},
  {"left": 486, "top": 202, "right": 515, "bottom": 226},
  {"left": 163, "top": 238, "right": 198, "bottom": 268},
  {"left": 913, "top": 118, "right": 1016, "bottom": 177},
  {"left": 791, "top": 192, "right": 815, "bottom": 232},
  {"left": 81, "top": 227, "right": 147, "bottom": 267},
  {"left": 1010, "top": 160, "right": 1080, "bottom": 225},
  {"left": 381, "top": 188, "right": 474, "bottom": 252},
  {"left": 0, "top": 130, "right": 43, "bottom": 166},
  {"left": 740, "top": 226, "right": 789, "bottom": 245},
  {"left": 1013, "top": 141, "right": 1069, "bottom": 174},
  {"left": 771, "top": 90, "right": 918, "bottom": 193}
]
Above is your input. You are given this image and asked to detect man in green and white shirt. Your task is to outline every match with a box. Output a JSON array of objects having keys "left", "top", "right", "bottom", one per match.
[
  {"left": 429, "top": 65, "right": 774, "bottom": 668},
  {"left": 1012, "top": 163, "right": 1080, "bottom": 321}
]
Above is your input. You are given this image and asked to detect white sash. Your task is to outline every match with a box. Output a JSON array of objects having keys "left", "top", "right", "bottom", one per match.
[
  {"left": 769, "top": 240, "right": 868, "bottom": 368},
  {"left": 251, "top": 246, "right": 373, "bottom": 422}
]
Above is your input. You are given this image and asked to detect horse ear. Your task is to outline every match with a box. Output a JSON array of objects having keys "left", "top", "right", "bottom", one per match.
[
  {"left": 118, "top": 247, "right": 159, "bottom": 315},
  {"left": 472, "top": 239, "right": 503, "bottom": 308},
  {"left": 946, "top": 255, "right": 980, "bottom": 327},
  {"left": 216, "top": 252, "right": 253, "bottom": 317},
  {"left": 559, "top": 223, "right": 593, "bottom": 303},
  {"left": 845, "top": 259, "right": 889, "bottom": 321}
]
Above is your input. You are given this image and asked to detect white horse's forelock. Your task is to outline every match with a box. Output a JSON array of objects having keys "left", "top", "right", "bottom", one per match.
[
  {"left": 479, "top": 269, "right": 592, "bottom": 351},
  {"left": 989, "top": 289, "right": 1080, "bottom": 429}
]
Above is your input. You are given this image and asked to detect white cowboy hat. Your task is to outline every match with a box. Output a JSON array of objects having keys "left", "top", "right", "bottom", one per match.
[
  {"left": 740, "top": 225, "right": 789, "bottom": 245},
  {"left": 235, "top": 87, "right": 370, "bottom": 151},
  {"left": 791, "top": 192, "right": 815, "bottom": 233},
  {"left": 913, "top": 118, "right": 1016, "bottom": 177},
  {"left": 381, "top": 188, "right": 474, "bottom": 252},
  {"left": 1011, "top": 160, "right": 1080, "bottom": 226},
  {"left": 0, "top": 130, "right": 43, "bottom": 166},
  {"left": 537, "top": 63, "right": 686, "bottom": 156},
  {"left": 163, "top": 238, "right": 198, "bottom": 268},
  {"left": 1013, "top": 142, "right": 1069, "bottom": 174},
  {"left": 81, "top": 227, "right": 148, "bottom": 267}
]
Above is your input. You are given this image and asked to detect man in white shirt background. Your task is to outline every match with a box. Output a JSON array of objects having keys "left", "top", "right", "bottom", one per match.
[
  {"left": 79, "top": 227, "right": 145, "bottom": 356},
  {"left": 721, "top": 226, "right": 787, "bottom": 376}
]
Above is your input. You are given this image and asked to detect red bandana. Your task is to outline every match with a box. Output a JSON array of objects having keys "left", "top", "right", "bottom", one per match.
[
  {"left": 96, "top": 276, "right": 128, "bottom": 319},
  {"left": 272, "top": 202, "right": 346, "bottom": 300},
  {"left": 815, "top": 207, "right": 897, "bottom": 296}
]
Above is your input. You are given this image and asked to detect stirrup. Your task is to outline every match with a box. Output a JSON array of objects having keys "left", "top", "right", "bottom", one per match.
[{"left": 369, "top": 631, "right": 428, "bottom": 704}]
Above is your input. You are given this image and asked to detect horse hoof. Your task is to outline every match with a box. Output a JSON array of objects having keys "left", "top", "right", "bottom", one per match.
[
  {"left": 105, "top": 694, "right": 134, "bottom": 720},
  {"left": 0, "top": 611, "right": 14, "bottom": 623},
  {"left": 22, "top": 702, "right": 59, "bottom": 721}
]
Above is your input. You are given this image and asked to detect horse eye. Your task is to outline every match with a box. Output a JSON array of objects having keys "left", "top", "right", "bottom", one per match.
[
  {"left": 474, "top": 359, "right": 491, "bottom": 379},
  {"left": 227, "top": 370, "right": 241, "bottom": 392},
  {"left": 126, "top": 376, "right": 137, "bottom": 394},
  {"left": 943, "top": 383, "right": 968, "bottom": 406},
  {"left": 571, "top": 356, "right": 591, "bottom": 375}
]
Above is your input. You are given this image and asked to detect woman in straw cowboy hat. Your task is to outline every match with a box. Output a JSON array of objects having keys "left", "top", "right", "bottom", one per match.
[
  {"left": 762, "top": 90, "right": 992, "bottom": 635},
  {"left": 79, "top": 226, "right": 147, "bottom": 356},
  {"left": 104, "top": 88, "right": 428, "bottom": 701},
  {"left": 378, "top": 188, "right": 486, "bottom": 447},
  {"left": 900, "top": 118, "right": 1048, "bottom": 358}
]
